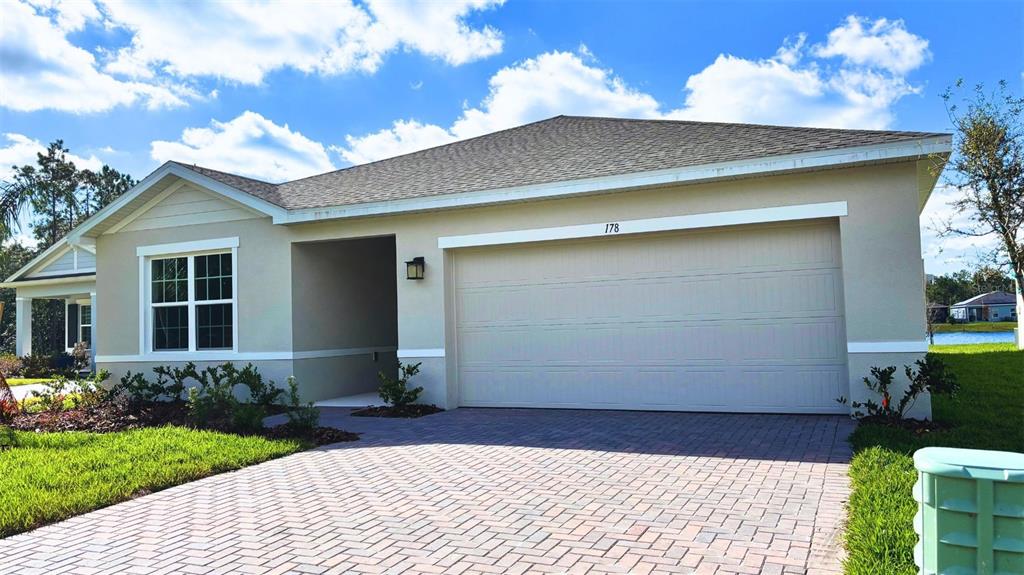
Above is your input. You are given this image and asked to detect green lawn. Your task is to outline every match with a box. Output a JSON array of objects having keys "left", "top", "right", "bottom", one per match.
[
  {"left": 932, "top": 321, "right": 1017, "bottom": 333},
  {"left": 5, "top": 378, "right": 57, "bottom": 387},
  {"left": 844, "top": 343, "right": 1024, "bottom": 575},
  {"left": 0, "top": 426, "right": 305, "bottom": 538}
]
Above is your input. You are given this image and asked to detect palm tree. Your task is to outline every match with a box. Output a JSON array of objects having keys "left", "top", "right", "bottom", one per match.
[{"left": 0, "top": 179, "right": 29, "bottom": 244}]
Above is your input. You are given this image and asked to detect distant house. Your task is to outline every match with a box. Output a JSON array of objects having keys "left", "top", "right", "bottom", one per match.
[{"left": 950, "top": 291, "right": 1018, "bottom": 322}]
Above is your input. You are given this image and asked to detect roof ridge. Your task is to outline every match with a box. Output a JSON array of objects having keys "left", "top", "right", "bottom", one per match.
[{"left": 559, "top": 114, "right": 950, "bottom": 137}]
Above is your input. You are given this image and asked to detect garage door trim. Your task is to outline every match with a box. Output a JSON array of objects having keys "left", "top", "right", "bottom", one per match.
[{"left": 438, "top": 201, "right": 848, "bottom": 249}]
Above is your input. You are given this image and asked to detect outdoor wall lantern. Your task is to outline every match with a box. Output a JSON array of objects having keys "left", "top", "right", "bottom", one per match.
[{"left": 405, "top": 257, "right": 425, "bottom": 280}]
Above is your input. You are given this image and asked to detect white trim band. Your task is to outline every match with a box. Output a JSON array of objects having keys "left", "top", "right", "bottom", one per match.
[
  {"left": 397, "top": 348, "right": 446, "bottom": 358},
  {"left": 847, "top": 341, "right": 929, "bottom": 353},
  {"left": 137, "top": 237, "right": 239, "bottom": 257},
  {"left": 438, "top": 202, "right": 848, "bottom": 249},
  {"left": 98, "top": 346, "right": 397, "bottom": 363}
]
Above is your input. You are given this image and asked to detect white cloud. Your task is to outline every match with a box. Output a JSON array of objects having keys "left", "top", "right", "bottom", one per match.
[
  {"left": 340, "top": 49, "right": 664, "bottom": 164},
  {"left": 2, "top": 0, "right": 503, "bottom": 113},
  {"left": 101, "top": 0, "right": 503, "bottom": 84},
  {"left": 339, "top": 17, "right": 932, "bottom": 164},
  {"left": 0, "top": 133, "right": 103, "bottom": 181},
  {"left": 0, "top": 1, "right": 192, "bottom": 113},
  {"left": 813, "top": 15, "right": 931, "bottom": 74},
  {"left": 920, "top": 185, "right": 1002, "bottom": 274},
  {"left": 150, "top": 111, "right": 336, "bottom": 182}
]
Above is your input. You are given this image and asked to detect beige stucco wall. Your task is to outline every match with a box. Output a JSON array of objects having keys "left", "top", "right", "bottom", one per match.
[{"left": 95, "top": 160, "right": 930, "bottom": 413}]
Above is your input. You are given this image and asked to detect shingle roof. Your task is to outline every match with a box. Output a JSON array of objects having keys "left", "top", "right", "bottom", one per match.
[
  {"left": 952, "top": 291, "right": 1017, "bottom": 307},
  {"left": 175, "top": 115, "right": 948, "bottom": 211}
]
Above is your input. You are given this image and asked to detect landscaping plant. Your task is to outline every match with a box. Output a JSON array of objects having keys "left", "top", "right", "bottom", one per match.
[
  {"left": 0, "top": 354, "right": 22, "bottom": 378},
  {"left": 838, "top": 356, "right": 959, "bottom": 424},
  {"left": 283, "top": 376, "right": 319, "bottom": 435},
  {"left": 377, "top": 361, "right": 423, "bottom": 408}
]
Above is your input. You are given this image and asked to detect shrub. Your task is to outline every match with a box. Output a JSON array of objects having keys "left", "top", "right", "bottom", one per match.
[
  {"left": 20, "top": 354, "right": 53, "bottom": 378},
  {"left": 187, "top": 365, "right": 235, "bottom": 423},
  {"left": 0, "top": 355, "right": 22, "bottom": 378},
  {"left": 151, "top": 362, "right": 195, "bottom": 401},
  {"left": 28, "top": 376, "right": 75, "bottom": 413},
  {"left": 283, "top": 377, "right": 318, "bottom": 435},
  {"left": 0, "top": 425, "right": 14, "bottom": 450},
  {"left": 76, "top": 370, "right": 112, "bottom": 410},
  {"left": 112, "top": 371, "right": 162, "bottom": 406},
  {"left": 377, "top": 361, "right": 423, "bottom": 408},
  {"left": 839, "top": 356, "right": 959, "bottom": 423},
  {"left": 50, "top": 352, "right": 75, "bottom": 377},
  {"left": 227, "top": 363, "right": 283, "bottom": 408},
  {"left": 231, "top": 402, "right": 268, "bottom": 435}
]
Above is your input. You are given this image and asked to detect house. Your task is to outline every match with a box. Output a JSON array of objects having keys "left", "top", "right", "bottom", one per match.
[
  {"left": 950, "top": 291, "right": 1018, "bottom": 322},
  {"left": 1, "top": 116, "right": 951, "bottom": 417}
]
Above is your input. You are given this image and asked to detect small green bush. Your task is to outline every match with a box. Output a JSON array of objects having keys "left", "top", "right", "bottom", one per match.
[
  {"left": 19, "top": 353, "right": 54, "bottom": 378},
  {"left": 230, "top": 402, "right": 268, "bottom": 435},
  {"left": 283, "top": 377, "right": 318, "bottom": 435},
  {"left": 378, "top": 361, "right": 423, "bottom": 407}
]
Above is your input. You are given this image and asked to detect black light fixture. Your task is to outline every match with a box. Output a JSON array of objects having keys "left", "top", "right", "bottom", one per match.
[{"left": 405, "top": 257, "right": 425, "bottom": 280}]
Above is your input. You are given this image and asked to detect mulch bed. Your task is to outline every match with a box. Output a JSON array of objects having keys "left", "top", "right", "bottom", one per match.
[
  {"left": 7, "top": 401, "right": 359, "bottom": 446},
  {"left": 350, "top": 404, "right": 443, "bottom": 418},
  {"left": 859, "top": 415, "right": 952, "bottom": 436}
]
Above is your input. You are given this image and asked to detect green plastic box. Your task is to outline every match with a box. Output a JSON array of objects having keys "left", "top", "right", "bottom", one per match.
[{"left": 914, "top": 447, "right": 1024, "bottom": 575}]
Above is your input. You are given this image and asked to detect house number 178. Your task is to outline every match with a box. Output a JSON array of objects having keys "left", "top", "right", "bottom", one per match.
[{"left": 604, "top": 223, "right": 620, "bottom": 234}]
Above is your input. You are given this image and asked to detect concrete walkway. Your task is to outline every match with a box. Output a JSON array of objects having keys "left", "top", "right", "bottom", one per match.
[{"left": 0, "top": 408, "right": 855, "bottom": 574}]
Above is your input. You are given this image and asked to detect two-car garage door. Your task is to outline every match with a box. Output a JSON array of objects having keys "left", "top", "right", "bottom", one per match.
[{"left": 452, "top": 220, "right": 848, "bottom": 413}]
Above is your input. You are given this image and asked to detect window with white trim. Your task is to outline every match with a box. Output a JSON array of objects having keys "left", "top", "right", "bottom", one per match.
[
  {"left": 149, "top": 252, "right": 234, "bottom": 351},
  {"left": 80, "top": 304, "right": 92, "bottom": 347}
]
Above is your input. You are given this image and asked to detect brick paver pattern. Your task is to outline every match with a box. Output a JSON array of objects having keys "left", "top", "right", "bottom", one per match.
[{"left": 0, "top": 409, "right": 854, "bottom": 575}]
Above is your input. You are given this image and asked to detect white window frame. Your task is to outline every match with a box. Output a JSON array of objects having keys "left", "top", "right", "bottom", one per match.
[
  {"left": 65, "top": 299, "right": 93, "bottom": 352},
  {"left": 137, "top": 238, "right": 239, "bottom": 356},
  {"left": 79, "top": 303, "right": 92, "bottom": 348}
]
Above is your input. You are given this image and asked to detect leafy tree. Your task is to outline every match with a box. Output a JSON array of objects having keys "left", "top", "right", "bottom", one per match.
[
  {"left": 82, "top": 165, "right": 136, "bottom": 217},
  {"left": 0, "top": 140, "right": 136, "bottom": 354},
  {"left": 971, "top": 265, "right": 1014, "bottom": 294},
  {"left": 9, "top": 141, "right": 82, "bottom": 247},
  {"left": 938, "top": 80, "right": 1024, "bottom": 301},
  {"left": 926, "top": 269, "right": 973, "bottom": 304}
]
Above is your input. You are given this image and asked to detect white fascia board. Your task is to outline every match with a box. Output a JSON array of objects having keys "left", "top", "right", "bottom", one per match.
[
  {"left": 438, "top": 201, "right": 848, "bottom": 249},
  {"left": 279, "top": 136, "right": 951, "bottom": 225},
  {"left": 68, "top": 162, "right": 286, "bottom": 242},
  {"left": 0, "top": 274, "right": 97, "bottom": 289},
  {"left": 397, "top": 348, "right": 446, "bottom": 358},
  {"left": 847, "top": 341, "right": 929, "bottom": 353},
  {"left": 136, "top": 236, "right": 239, "bottom": 257},
  {"left": 4, "top": 239, "right": 70, "bottom": 282}
]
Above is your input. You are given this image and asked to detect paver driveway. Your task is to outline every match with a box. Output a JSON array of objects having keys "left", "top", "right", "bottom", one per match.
[{"left": 0, "top": 409, "right": 854, "bottom": 575}]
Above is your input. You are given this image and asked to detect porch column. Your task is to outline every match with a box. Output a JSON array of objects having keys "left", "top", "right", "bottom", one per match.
[
  {"left": 89, "top": 291, "right": 97, "bottom": 372},
  {"left": 15, "top": 297, "right": 31, "bottom": 357}
]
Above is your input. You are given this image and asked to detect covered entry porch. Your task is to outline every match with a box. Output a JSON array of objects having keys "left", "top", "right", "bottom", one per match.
[
  {"left": 2, "top": 275, "right": 97, "bottom": 365},
  {"left": 289, "top": 235, "right": 398, "bottom": 402}
]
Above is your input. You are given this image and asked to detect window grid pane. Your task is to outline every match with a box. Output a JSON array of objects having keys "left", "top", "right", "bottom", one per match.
[
  {"left": 152, "top": 258, "right": 188, "bottom": 303},
  {"left": 80, "top": 305, "right": 92, "bottom": 326},
  {"left": 82, "top": 326, "right": 92, "bottom": 347},
  {"left": 194, "top": 253, "right": 232, "bottom": 301},
  {"left": 154, "top": 306, "right": 188, "bottom": 351},
  {"left": 196, "top": 303, "right": 232, "bottom": 350}
]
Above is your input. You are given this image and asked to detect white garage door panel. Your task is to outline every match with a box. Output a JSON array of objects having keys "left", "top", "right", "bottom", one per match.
[{"left": 453, "top": 221, "right": 848, "bottom": 413}]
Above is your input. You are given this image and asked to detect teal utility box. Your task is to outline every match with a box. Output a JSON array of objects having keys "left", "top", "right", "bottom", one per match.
[{"left": 914, "top": 447, "right": 1024, "bottom": 575}]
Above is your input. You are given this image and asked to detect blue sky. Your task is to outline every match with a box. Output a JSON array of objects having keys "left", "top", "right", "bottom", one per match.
[{"left": 1, "top": 0, "right": 1021, "bottom": 274}]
